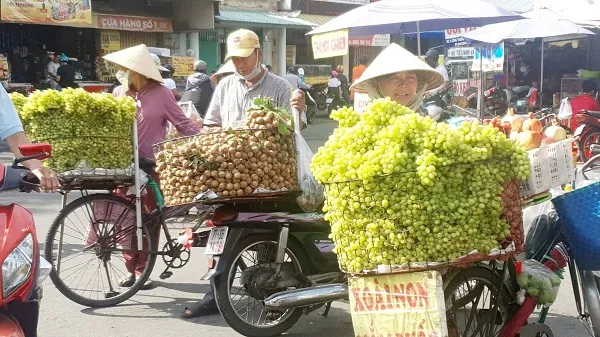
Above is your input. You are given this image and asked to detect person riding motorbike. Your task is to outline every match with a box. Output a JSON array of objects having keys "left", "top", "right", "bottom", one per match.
[
  {"left": 0, "top": 85, "right": 60, "bottom": 192},
  {"left": 0, "top": 70, "right": 59, "bottom": 337},
  {"left": 350, "top": 43, "right": 444, "bottom": 114},
  {"left": 571, "top": 79, "right": 600, "bottom": 130},
  {"left": 181, "top": 28, "right": 307, "bottom": 319},
  {"left": 423, "top": 49, "right": 451, "bottom": 121}
]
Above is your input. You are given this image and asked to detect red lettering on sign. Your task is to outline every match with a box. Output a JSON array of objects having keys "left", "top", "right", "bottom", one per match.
[
  {"left": 352, "top": 287, "right": 366, "bottom": 312},
  {"left": 362, "top": 286, "right": 375, "bottom": 311}
]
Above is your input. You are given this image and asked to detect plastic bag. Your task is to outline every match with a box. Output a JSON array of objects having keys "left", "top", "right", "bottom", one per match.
[
  {"left": 292, "top": 104, "right": 324, "bottom": 212},
  {"left": 515, "top": 259, "right": 561, "bottom": 306},
  {"left": 167, "top": 102, "right": 203, "bottom": 139},
  {"left": 558, "top": 97, "right": 572, "bottom": 120}
]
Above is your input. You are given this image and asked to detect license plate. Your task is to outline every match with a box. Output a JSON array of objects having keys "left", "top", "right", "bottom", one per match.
[
  {"left": 574, "top": 125, "right": 586, "bottom": 138},
  {"left": 326, "top": 98, "right": 333, "bottom": 104},
  {"left": 204, "top": 227, "right": 228, "bottom": 255}
]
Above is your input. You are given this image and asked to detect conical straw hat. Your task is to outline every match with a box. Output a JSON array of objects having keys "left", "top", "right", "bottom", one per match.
[
  {"left": 216, "top": 60, "right": 235, "bottom": 76},
  {"left": 351, "top": 43, "right": 444, "bottom": 93},
  {"left": 103, "top": 44, "right": 164, "bottom": 83}
]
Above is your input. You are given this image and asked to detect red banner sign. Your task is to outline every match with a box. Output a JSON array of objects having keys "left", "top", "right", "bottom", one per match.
[{"left": 96, "top": 15, "right": 173, "bottom": 32}]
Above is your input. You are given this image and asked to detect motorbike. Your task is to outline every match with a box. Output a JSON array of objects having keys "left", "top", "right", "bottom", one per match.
[
  {"left": 0, "top": 143, "right": 53, "bottom": 337},
  {"left": 573, "top": 110, "right": 600, "bottom": 162},
  {"left": 300, "top": 87, "right": 318, "bottom": 125},
  {"left": 201, "top": 200, "right": 346, "bottom": 337}
]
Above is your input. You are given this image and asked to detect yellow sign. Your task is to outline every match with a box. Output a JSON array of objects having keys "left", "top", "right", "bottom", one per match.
[
  {"left": 171, "top": 56, "right": 195, "bottom": 77},
  {"left": 312, "top": 29, "right": 349, "bottom": 59},
  {"left": 1, "top": 0, "right": 92, "bottom": 25},
  {"left": 349, "top": 271, "right": 447, "bottom": 337},
  {"left": 100, "top": 30, "right": 120, "bottom": 53}
]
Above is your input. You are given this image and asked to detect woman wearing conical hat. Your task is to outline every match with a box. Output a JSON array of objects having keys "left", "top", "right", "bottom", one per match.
[
  {"left": 101, "top": 44, "right": 201, "bottom": 289},
  {"left": 350, "top": 43, "right": 444, "bottom": 114}
]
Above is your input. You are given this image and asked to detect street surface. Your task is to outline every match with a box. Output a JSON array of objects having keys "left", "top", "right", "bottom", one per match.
[{"left": 0, "top": 117, "right": 594, "bottom": 337}]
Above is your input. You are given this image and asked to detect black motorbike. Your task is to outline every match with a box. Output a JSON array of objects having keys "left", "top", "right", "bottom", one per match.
[
  {"left": 201, "top": 200, "right": 345, "bottom": 337},
  {"left": 306, "top": 84, "right": 328, "bottom": 123}
]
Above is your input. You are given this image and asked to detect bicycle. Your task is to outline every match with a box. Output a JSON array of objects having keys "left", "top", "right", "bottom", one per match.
[{"left": 44, "top": 158, "right": 213, "bottom": 307}]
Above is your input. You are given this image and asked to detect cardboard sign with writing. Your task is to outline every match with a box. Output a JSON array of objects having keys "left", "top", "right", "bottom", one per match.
[
  {"left": 349, "top": 271, "right": 448, "bottom": 337},
  {"left": 171, "top": 56, "right": 195, "bottom": 77},
  {"left": 312, "top": 29, "right": 349, "bottom": 59},
  {"left": 354, "top": 92, "right": 371, "bottom": 114}
]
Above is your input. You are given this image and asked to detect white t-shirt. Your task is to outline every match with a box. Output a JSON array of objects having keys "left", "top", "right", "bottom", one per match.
[
  {"left": 328, "top": 77, "right": 341, "bottom": 88},
  {"left": 163, "top": 78, "right": 177, "bottom": 90},
  {"left": 435, "top": 64, "right": 449, "bottom": 82}
]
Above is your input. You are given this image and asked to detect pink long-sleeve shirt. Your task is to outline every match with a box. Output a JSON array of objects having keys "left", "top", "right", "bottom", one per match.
[{"left": 113, "top": 83, "right": 201, "bottom": 158}]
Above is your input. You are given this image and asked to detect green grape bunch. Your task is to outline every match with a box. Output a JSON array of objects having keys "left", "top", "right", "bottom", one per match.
[
  {"left": 9, "top": 89, "right": 137, "bottom": 172},
  {"left": 312, "top": 98, "right": 531, "bottom": 273}
]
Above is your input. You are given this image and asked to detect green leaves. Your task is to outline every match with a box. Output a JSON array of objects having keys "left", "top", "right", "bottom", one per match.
[{"left": 250, "top": 97, "right": 292, "bottom": 136}]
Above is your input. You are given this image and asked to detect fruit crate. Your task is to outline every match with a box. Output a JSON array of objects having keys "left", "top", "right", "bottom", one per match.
[
  {"left": 153, "top": 128, "right": 299, "bottom": 207},
  {"left": 323, "top": 170, "right": 524, "bottom": 276},
  {"left": 518, "top": 138, "right": 576, "bottom": 197}
]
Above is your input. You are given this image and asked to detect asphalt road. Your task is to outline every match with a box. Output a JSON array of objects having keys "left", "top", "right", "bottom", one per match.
[{"left": 0, "top": 117, "right": 594, "bottom": 337}]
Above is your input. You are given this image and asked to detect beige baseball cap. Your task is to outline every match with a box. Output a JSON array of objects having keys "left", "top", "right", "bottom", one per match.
[{"left": 225, "top": 29, "right": 261, "bottom": 60}]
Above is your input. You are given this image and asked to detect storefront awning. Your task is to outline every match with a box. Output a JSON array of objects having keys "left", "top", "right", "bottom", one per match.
[
  {"left": 297, "top": 14, "right": 335, "bottom": 28},
  {"left": 216, "top": 7, "right": 315, "bottom": 28}
]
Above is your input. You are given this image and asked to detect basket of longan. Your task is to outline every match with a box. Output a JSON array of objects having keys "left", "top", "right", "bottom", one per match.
[{"left": 154, "top": 98, "right": 300, "bottom": 207}]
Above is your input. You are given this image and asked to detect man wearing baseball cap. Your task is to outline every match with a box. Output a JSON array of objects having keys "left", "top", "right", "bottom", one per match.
[
  {"left": 201, "top": 29, "right": 306, "bottom": 129},
  {"left": 181, "top": 29, "right": 306, "bottom": 319}
]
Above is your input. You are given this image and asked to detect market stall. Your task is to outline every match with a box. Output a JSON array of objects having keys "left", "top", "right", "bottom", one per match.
[{"left": 462, "top": 8, "right": 595, "bottom": 107}]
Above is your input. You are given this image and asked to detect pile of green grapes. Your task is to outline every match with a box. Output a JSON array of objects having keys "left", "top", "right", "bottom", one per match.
[
  {"left": 312, "top": 99, "right": 531, "bottom": 273},
  {"left": 10, "top": 89, "right": 136, "bottom": 172}
]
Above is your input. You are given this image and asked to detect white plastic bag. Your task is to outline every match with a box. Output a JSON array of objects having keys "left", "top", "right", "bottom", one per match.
[
  {"left": 167, "top": 102, "right": 203, "bottom": 139},
  {"left": 292, "top": 104, "right": 324, "bottom": 212},
  {"left": 557, "top": 97, "right": 572, "bottom": 120}
]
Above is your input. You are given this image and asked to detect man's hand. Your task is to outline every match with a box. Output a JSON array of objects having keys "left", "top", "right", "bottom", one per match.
[
  {"left": 26, "top": 160, "right": 60, "bottom": 192},
  {"left": 291, "top": 90, "right": 306, "bottom": 113}
]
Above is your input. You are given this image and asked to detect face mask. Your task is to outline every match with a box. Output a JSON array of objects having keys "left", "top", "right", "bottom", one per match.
[
  {"left": 520, "top": 66, "right": 528, "bottom": 73},
  {"left": 116, "top": 70, "right": 130, "bottom": 87},
  {"left": 235, "top": 52, "right": 262, "bottom": 81}
]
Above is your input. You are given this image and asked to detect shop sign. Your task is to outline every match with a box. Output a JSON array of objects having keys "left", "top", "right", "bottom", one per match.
[
  {"left": 1, "top": 0, "right": 92, "bottom": 25},
  {"left": 312, "top": 29, "right": 349, "bottom": 59},
  {"left": 472, "top": 42, "right": 504, "bottom": 72},
  {"left": 96, "top": 14, "right": 173, "bottom": 32},
  {"left": 447, "top": 47, "right": 475, "bottom": 59},
  {"left": 445, "top": 27, "right": 478, "bottom": 47},
  {"left": 349, "top": 34, "right": 391, "bottom": 47},
  {"left": 349, "top": 271, "right": 447, "bottom": 337},
  {"left": 171, "top": 56, "right": 195, "bottom": 77},
  {"left": 313, "top": 0, "right": 370, "bottom": 4}
]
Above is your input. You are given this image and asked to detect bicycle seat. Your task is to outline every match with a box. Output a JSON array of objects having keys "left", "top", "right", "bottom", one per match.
[{"left": 139, "top": 158, "right": 156, "bottom": 175}]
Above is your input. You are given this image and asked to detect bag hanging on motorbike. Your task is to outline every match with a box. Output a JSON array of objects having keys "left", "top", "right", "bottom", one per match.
[
  {"left": 558, "top": 97, "right": 573, "bottom": 120},
  {"left": 292, "top": 101, "right": 325, "bottom": 212}
]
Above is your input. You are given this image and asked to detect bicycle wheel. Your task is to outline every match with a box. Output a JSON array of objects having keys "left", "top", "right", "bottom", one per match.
[
  {"left": 44, "top": 194, "right": 157, "bottom": 307},
  {"left": 573, "top": 263, "right": 600, "bottom": 336},
  {"left": 444, "top": 265, "right": 515, "bottom": 337}
]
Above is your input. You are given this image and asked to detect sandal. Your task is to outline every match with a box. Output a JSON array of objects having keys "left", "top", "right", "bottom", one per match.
[
  {"left": 181, "top": 302, "right": 220, "bottom": 319},
  {"left": 118, "top": 274, "right": 135, "bottom": 287}
]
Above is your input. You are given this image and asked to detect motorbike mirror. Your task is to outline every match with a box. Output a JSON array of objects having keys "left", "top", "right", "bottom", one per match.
[
  {"left": 16, "top": 143, "right": 52, "bottom": 163},
  {"left": 591, "top": 144, "right": 600, "bottom": 155}
]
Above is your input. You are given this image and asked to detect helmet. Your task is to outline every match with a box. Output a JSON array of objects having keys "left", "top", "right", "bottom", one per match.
[
  {"left": 425, "top": 49, "right": 440, "bottom": 65},
  {"left": 297, "top": 68, "right": 305, "bottom": 76}
]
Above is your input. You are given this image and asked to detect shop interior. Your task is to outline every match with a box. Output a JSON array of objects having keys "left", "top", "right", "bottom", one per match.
[{"left": 0, "top": 23, "right": 99, "bottom": 89}]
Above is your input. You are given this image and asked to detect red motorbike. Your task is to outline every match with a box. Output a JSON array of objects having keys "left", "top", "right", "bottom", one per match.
[
  {"left": 0, "top": 143, "right": 53, "bottom": 337},
  {"left": 573, "top": 110, "right": 600, "bottom": 162}
]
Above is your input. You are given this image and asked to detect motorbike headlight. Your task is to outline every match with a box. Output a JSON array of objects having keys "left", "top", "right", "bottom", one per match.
[{"left": 2, "top": 234, "right": 34, "bottom": 298}]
